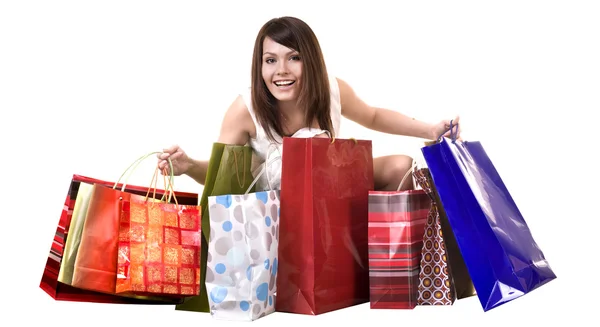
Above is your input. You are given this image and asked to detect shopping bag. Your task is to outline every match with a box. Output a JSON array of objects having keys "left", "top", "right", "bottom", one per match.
[
  {"left": 57, "top": 181, "right": 94, "bottom": 286},
  {"left": 115, "top": 168, "right": 202, "bottom": 297},
  {"left": 175, "top": 143, "right": 256, "bottom": 313},
  {"left": 70, "top": 152, "right": 201, "bottom": 298},
  {"left": 277, "top": 137, "right": 374, "bottom": 315},
  {"left": 40, "top": 174, "right": 192, "bottom": 304},
  {"left": 205, "top": 145, "right": 281, "bottom": 321},
  {"left": 368, "top": 162, "right": 431, "bottom": 309},
  {"left": 421, "top": 125, "right": 556, "bottom": 311},
  {"left": 412, "top": 167, "right": 475, "bottom": 305}
]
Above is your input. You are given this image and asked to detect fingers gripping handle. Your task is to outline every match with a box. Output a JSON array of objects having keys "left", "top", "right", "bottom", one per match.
[{"left": 437, "top": 119, "right": 460, "bottom": 143}]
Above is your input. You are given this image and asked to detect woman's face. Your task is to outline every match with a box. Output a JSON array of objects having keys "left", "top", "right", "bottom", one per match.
[{"left": 261, "top": 37, "right": 302, "bottom": 103}]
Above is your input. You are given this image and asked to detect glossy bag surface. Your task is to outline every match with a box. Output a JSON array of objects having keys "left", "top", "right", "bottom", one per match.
[
  {"left": 277, "top": 137, "right": 374, "bottom": 315},
  {"left": 71, "top": 174, "right": 201, "bottom": 298},
  {"left": 205, "top": 145, "right": 281, "bottom": 321},
  {"left": 40, "top": 174, "right": 193, "bottom": 304},
  {"left": 421, "top": 136, "right": 556, "bottom": 311},
  {"left": 205, "top": 191, "right": 280, "bottom": 321}
]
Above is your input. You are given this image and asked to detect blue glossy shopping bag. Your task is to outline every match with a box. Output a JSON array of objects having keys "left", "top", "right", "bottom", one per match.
[{"left": 421, "top": 126, "right": 556, "bottom": 311}]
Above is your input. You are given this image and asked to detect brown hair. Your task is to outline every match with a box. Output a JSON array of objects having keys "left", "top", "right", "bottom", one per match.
[{"left": 251, "top": 16, "right": 333, "bottom": 142}]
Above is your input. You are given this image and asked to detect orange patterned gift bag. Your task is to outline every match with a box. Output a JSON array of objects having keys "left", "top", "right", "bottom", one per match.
[{"left": 115, "top": 160, "right": 202, "bottom": 297}]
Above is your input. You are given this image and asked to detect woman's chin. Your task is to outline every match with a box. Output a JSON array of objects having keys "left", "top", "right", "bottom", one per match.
[{"left": 272, "top": 92, "right": 298, "bottom": 103}]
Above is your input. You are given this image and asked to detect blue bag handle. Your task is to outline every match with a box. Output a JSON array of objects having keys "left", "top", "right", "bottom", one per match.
[{"left": 436, "top": 119, "right": 460, "bottom": 143}]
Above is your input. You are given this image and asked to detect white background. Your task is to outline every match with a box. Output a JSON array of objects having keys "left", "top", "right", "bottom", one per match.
[{"left": 1, "top": 0, "right": 598, "bottom": 326}]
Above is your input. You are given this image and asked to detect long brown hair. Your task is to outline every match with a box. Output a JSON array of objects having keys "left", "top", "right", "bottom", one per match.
[{"left": 251, "top": 16, "right": 333, "bottom": 143}]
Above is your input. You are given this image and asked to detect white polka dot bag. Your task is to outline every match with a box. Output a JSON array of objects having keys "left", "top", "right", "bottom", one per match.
[{"left": 205, "top": 146, "right": 281, "bottom": 321}]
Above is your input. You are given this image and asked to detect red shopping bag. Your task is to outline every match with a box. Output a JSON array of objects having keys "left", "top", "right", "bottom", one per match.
[
  {"left": 368, "top": 165, "right": 431, "bottom": 309},
  {"left": 277, "top": 137, "right": 374, "bottom": 315},
  {"left": 40, "top": 174, "right": 196, "bottom": 304}
]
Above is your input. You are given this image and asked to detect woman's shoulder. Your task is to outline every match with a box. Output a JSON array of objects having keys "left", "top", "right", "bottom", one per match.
[
  {"left": 220, "top": 93, "right": 256, "bottom": 135},
  {"left": 238, "top": 87, "right": 259, "bottom": 120},
  {"left": 331, "top": 76, "right": 356, "bottom": 103}
]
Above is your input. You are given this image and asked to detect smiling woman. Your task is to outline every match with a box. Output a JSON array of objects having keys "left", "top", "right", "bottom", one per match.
[
  {"left": 157, "top": 16, "right": 461, "bottom": 192},
  {"left": 260, "top": 40, "right": 310, "bottom": 137},
  {"left": 252, "top": 17, "right": 334, "bottom": 142}
]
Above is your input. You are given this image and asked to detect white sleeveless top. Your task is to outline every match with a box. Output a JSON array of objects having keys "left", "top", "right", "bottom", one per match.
[{"left": 240, "top": 75, "right": 342, "bottom": 191}]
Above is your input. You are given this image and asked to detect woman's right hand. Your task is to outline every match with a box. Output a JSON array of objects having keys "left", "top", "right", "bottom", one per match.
[{"left": 157, "top": 145, "right": 192, "bottom": 176}]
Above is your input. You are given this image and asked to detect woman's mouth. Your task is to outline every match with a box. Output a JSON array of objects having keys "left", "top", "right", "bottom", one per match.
[{"left": 274, "top": 80, "right": 295, "bottom": 88}]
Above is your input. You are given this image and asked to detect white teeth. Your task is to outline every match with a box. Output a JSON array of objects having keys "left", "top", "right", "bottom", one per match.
[{"left": 274, "top": 80, "right": 294, "bottom": 86}]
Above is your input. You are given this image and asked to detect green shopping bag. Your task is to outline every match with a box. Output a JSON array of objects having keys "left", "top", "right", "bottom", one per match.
[{"left": 175, "top": 143, "right": 256, "bottom": 312}]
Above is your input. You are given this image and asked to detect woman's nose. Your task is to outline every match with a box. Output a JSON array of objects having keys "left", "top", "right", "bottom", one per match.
[{"left": 276, "top": 61, "right": 289, "bottom": 75}]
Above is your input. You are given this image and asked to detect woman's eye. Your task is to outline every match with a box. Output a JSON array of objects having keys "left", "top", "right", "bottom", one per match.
[
  {"left": 265, "top": 58, "right": 275, "bottom": 64},
  {"left": 290, "top": 55, "right": 301, "bottom": 61}
]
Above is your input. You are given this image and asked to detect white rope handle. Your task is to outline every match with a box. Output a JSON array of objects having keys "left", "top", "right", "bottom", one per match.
[
  {"left": 245, "top": 143, "right": 282, "bottom": 194},
  {"left": 396, "top": 158, "right": 418, "bottom": 192}
]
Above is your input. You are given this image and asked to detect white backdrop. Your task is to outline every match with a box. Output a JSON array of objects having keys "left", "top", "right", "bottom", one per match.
[{"left": 1, "top": 1, "right": 598, "bottom": 326}]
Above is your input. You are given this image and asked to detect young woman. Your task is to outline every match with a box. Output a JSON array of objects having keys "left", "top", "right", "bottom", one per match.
[{"left": 157, "top": 16, "right": 461, "bottom": 191}]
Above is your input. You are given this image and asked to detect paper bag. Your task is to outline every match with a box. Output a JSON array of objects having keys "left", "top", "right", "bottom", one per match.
[
  {"left": 421, "top": 126, "right": 556, "bottom": 311},
  {"left": 205, "top": 144, "right": 280, "bottom": 321},
  {"left": 278, "top": 137, "right": 374, "bottom": 315},
  {"left": 368, "top": 163, "right": 431, "bottom": 309}
]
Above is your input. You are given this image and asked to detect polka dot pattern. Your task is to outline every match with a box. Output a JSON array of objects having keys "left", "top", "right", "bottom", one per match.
[{"left": 206, "top": 190, "right": 280, "bottom": 320}]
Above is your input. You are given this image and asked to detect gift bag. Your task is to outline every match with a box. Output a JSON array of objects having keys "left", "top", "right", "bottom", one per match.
[
  {"left": 40, "top": 174, "right": 189, "bottom": 304},
  {"left": 205, "top": 145, "right": 281, "bottom": 321},
  {"left": 421, "top": 125, "right": 556, "bottom": 311},
  {"left": 277, "top": 137, "right": 374, "bottom": 315},
  {"left": 176, "top": 143, "right": 256, "bottom": 313},
  {"left": 115, "top": 169, "right": 202, "bottom": 297},
  {"left": 57, "top": 182, "right": 94, "bottom": 286},
  {"left": 205, "top": 192, "right": 279, "bottom": 320},
  {"left": 70, "top": 153, "right": 201, "bottom": 298},
  {"left": 368, "top": 163, "right": 431, "bottom": 309},
  {"left": 412, "top": 167, "right": 475, "bottom": 305}
]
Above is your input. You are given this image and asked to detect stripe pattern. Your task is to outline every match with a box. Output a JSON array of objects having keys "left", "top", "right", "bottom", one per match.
[
  {"left": 368, "top": 189, "right": 431, "bottom": 309},
  {"left": 39, "top": 179, "right": 81, "bottom": 298}
]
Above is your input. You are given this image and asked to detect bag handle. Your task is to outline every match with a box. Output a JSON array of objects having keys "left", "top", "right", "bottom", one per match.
[
  {"left": 113, "top": 151, "right": 176, "bottom": 203},
  {"left": 436, "top": 119, "right": 460, "bottom": 143},
  {"left": 144, "top": 164, "right": 180, "bottom": 207},
  {"left": 232, "top": 149, "right": 247, "bottom": 189},
  {"left": 396, "top": 158, "right": 419, "bottom": 191},
  {"left": 244, "top": 143, "right": 282, "bottom": 194}
]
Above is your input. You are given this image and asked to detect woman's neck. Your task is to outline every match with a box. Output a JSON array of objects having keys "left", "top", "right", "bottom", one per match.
[
  {"left": 277, "top": 99, "right": 308, "bottom": 136},
  {"left": 277, "top": 99, "right": 299, "bottom": 115}
]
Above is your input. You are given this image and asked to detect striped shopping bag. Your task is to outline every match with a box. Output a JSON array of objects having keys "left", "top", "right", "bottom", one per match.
[{"left": 367, "top": 167, "right": 432, "bottom": 309}]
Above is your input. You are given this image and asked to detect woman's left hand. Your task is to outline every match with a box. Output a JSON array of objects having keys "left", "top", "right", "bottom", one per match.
[{"left": 430, "top": 115, "right": 462, "bottom": 141}]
